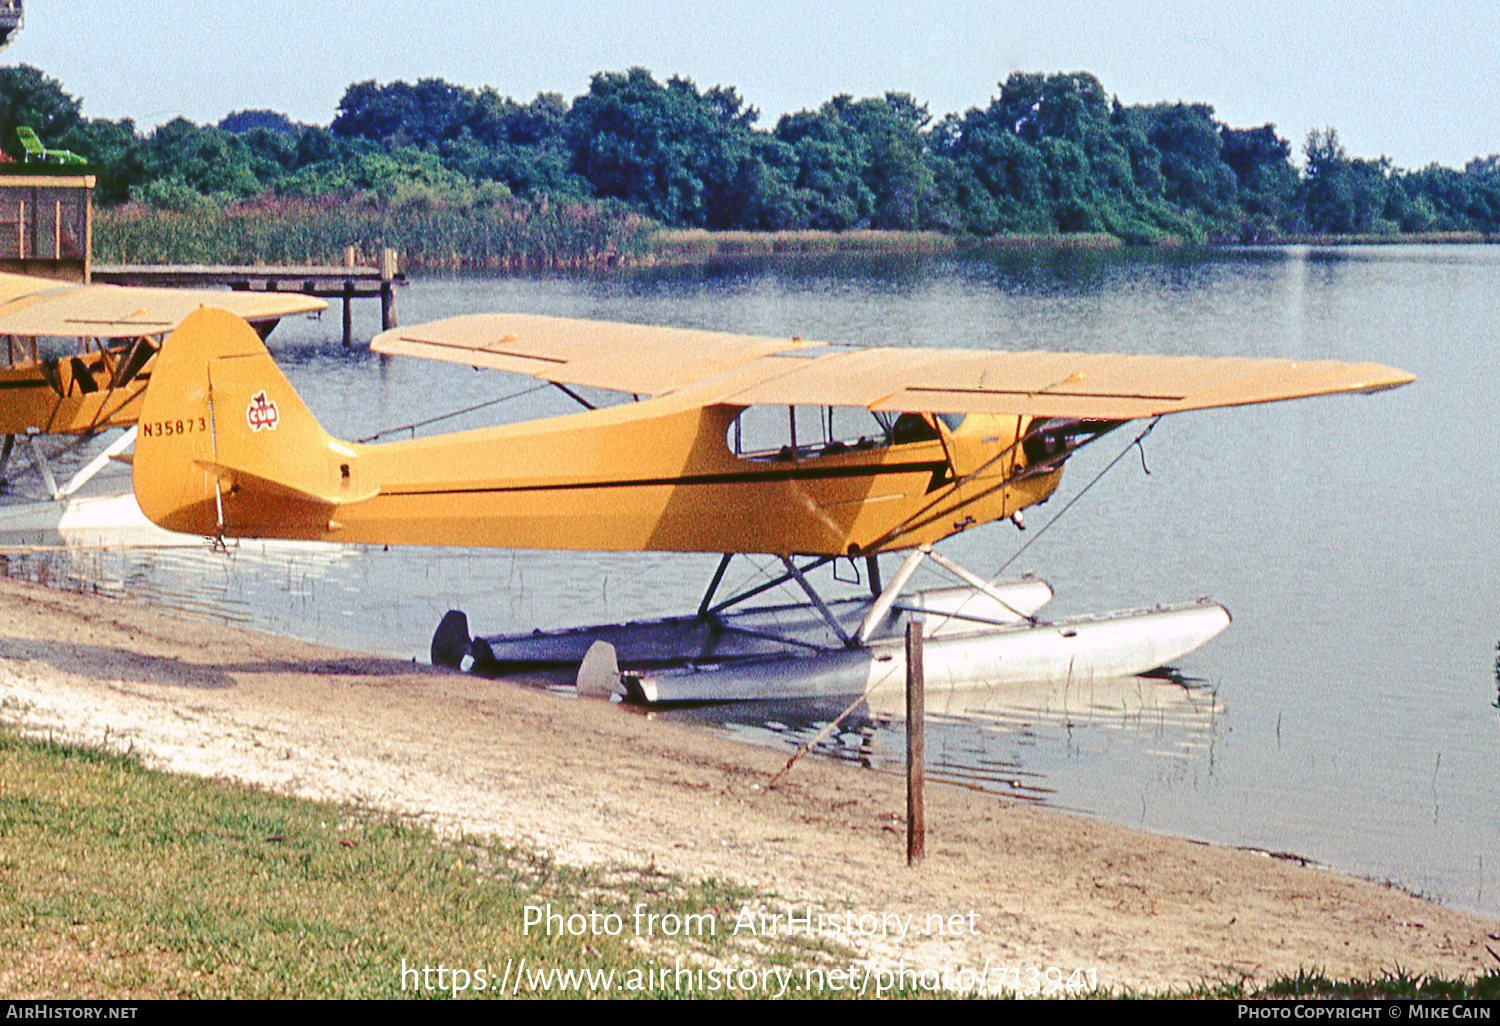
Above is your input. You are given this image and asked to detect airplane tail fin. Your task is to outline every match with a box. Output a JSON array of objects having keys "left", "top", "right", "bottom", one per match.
[{"left": 133, "top": 306, "right": 363, "bottom": 539}]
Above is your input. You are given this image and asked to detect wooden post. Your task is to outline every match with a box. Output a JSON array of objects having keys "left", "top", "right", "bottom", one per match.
[
  {"left": 82, "top": 185, "right": 93, "bottom": 283},
  {"left": 380, "top": 248, "right": 397, "bottom": 330},
  {"left": 53, "top": 200, "right": 61, "bottom": 260},
  {"left": 905, "top": 620, "right": 925, "bottom": 867}
]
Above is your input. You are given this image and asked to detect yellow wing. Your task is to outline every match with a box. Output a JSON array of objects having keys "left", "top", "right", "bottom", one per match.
[
  {"left": 372, "top": 312, "right": 811, "bottom": 396},
  {"left": 0, "top": 271, "right": 326, "bottom": 337},
  {"left": 372, "top": 312, "right": 1414, "bottom": 417}
]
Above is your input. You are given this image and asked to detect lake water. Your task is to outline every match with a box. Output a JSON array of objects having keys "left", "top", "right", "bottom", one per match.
[{"left": 6, "top": 244, "right": 1498, "bottom": 918}]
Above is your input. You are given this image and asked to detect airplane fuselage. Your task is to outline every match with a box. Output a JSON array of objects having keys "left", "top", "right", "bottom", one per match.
[{"left": 132, "top": 309, "right": 1066, "bottom": 555}]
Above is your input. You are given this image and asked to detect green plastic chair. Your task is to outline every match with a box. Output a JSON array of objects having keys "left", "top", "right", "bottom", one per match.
[{"left": 16, "top": 126, "right": 85, "bottom": 164}]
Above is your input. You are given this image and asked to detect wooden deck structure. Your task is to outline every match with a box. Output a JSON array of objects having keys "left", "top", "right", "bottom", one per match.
[
  {"left": 93, "top": 248, "right": 405, "bottom": 344},
  {"left": 0, "top": 168, "right": 93, "bottom": 283},
  {"left": 0, "top": 1, "right": 22, "bottom": 50}
]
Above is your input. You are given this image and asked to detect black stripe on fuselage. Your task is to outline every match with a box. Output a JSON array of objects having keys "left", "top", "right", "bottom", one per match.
[{"left": 380, "top": 458, "right": 952, "bottom": 498}]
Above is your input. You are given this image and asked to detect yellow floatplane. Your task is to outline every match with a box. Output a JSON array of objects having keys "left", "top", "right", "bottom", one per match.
[
  {"left": 124, "top": 305, "right": 1412, "bottom": 702},
  {"left": 0, "top": 271, "right": 322, "bottom": 530},
  {"left": 0, "top": 271, "right": 323, "bottom": 437}
]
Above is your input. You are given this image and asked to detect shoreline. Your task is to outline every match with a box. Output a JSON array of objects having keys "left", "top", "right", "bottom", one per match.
[
  {"left": 92, "top": 217, "right": 1500, "bottom": 274},
  {"left": 641, "top": 229, "right": 1500, "bottom": 261},
  {"left": 1, "top": 574, "right": 1496, "bottom": 993}
]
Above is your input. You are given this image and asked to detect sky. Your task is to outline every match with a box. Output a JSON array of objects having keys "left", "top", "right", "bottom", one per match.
[{"left": 6, "top": 0, "right": 1495, "bottom": 171}]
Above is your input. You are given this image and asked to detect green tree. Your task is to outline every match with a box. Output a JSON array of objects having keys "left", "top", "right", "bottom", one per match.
[
  {"left": 1302, "top": 128, "right": 1392, "bottom": 234},
  {"left": 1397, "top": 159, "right": 1500, "bottom": 233},
  {"left": 774, "top": 104, "right": 875, "bottom": 229},
  {"left": 835, "top": 93, "right": 942, "bottom": 229},
  {"left": 567, "top": 68, "right": 787, "bottom": 228},
  {"left": 332, "top": 78, "right": 476, "bottom": 150},
  {"left": 996, "top": 72, "right": 1111, "bottom": 144},
  {"left": 932, "top": 106, "right": 1050, "bottom": 232},
  {"left": 219, "top": 110, "right": 300, "bottom": 135},
  {"left": 1110, "top": 103, "right": 1238, "bottom": 234},
  {"left": 0, "top": 65, "right": 85, "bottom": 159},
  {"left": 1220, "top": 124, "right": 1297, "bottom": 233},
  {"left": 140, "top": 119, "right": 263, "bottom": 199}
]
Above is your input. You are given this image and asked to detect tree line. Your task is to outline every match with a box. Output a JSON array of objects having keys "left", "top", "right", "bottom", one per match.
[{"left": 2, "top": 63, "right": 1497, "bottom": 243}]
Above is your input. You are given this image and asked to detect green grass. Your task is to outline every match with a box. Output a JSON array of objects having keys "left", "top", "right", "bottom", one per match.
[
  {"left": 1192, "top": 967, "right": 1500, "bottom": 1000},
  {"left": 4, "top": 727, "right": 1496, "bottom": 999},
  {"left": 0, "top": 728, "right": 848, "bottom": 998}
]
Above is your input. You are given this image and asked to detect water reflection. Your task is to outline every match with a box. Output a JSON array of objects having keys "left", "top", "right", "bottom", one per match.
[{"left": 656, "top": 672, "right": 1223, "bottom": 807}]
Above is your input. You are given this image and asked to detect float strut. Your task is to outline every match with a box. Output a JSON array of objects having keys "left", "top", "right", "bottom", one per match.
[
  {"left": 858, "top": 545, "right": 929, "bottom": 644},
  {"left": 926, "top": 548, "right": 1039, "bottom": 624},
  {"left": 57, "top": 427, "right": 137, "bottom": 499},
  {"left": 26, "top": 434, "right": 59, "bottom": 499},
  {"left": 697, "top": 553, "right": 734, "bottom": 618},
  {"left": 779, "top": 556, "right": 853, "bottom": 647}
]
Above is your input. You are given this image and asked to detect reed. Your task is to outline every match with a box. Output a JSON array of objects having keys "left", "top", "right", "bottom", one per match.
[
  {"left": 649, "top": 228, "right": 958, "bottom": 257},
  {"left": 94, "top": 196, "right": 659, "bottom": 270},
  {"left": 647, "top": 229, "right": 1131, "bottom": 259},
  {"left": 1270, "top": 231, "right": 1500, "bottom": 246},
  {"left": 96, "top": 205, "right": 1141, "bottom": 271}
]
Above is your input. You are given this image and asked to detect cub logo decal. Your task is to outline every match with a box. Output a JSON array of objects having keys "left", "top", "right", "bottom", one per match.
[{"left": 246, "top": 390, "right": 279, "bottom": 432}]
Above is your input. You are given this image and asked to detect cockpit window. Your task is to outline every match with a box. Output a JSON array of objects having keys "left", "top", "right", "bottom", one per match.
[{"left": 728, "top": 406, "right": 944, "bottom": 461}]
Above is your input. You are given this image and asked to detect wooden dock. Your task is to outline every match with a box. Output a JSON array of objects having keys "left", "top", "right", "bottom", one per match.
[{"left": 92, "top": 247, "right": 405, "bottom": 345}]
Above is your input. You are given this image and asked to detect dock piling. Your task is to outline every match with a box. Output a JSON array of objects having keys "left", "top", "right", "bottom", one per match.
[
  {"left": 380, "top": 248, "right": 398, "bottom": 331},
  {"left": 342, "top": 246, "right": 355, "bottom": 346},
  {"left": 91, "top": 258, "right": 406, "bottom": 347}
]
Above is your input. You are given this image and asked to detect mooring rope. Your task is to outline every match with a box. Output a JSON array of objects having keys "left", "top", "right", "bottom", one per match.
[{"left": 992, "top": 415, "right": 1161, "bottom": 578}]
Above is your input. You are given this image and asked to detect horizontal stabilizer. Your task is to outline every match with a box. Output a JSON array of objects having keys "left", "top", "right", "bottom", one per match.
[{"left": 191, "top": 458, "right": 343, "bottom": 512}]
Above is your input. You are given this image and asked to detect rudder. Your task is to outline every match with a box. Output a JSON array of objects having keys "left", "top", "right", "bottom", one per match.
[{"left": 133, "top": 306, "right": 350, "bottom": 539}]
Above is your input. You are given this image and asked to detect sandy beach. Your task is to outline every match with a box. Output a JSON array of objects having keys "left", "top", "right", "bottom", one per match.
[{"left": 1, "top": 574, "right": 1495, "bottom": 994}]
